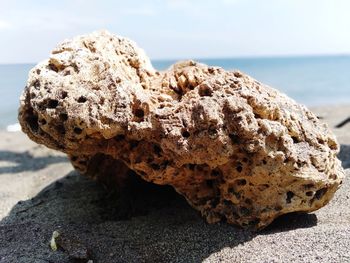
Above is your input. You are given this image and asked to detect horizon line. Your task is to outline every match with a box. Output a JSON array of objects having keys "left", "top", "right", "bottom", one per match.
[{"left": 1, "top": 53, "right": 349, "bottom": 65}]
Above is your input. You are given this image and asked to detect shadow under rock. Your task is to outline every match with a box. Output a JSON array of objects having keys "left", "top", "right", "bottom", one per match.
[
  {"left": 339, "top": 144, "right": 350, "bottom": 169},
  {"left": 0, "top": 170, "right": 318, "bottom": 263},
  {"left": 0, "top": 150, "right": 68, "bottom": 174},
  {"left": 261, "top": 213, "right": 317, "bottom": 234}
]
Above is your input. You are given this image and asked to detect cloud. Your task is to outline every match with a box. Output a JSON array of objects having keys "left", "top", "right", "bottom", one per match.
[
  {"left": 166, "top": 0, "right": 193, "bottom": 10},
  {"left": 121, "top": 7, "right": 156, "bottom": 16},
  {"left": 222, "top": 0, "right": 240, "bottom": 5},
  {"left": 166, "top": 0, "right": 240, "bottom": 10},
  {"left": 165, "top": 0, "right": 211, "bottom": 18},
  {"left": 0, "top": 20, "right": 12, "bottom": 30}
]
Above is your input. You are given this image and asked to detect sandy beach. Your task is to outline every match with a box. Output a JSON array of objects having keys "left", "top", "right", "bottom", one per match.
[{"left": 0, "top": 104, "right": 349, "bottom": 262}]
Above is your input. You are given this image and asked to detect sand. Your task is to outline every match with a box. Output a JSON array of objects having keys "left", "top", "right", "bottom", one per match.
[{"left": 0, "top": 105, "right": 349, "bottom": 263}]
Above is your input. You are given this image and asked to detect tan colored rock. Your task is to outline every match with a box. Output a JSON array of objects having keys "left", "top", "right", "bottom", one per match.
[{"left": 19, "top": 31, "right": 345, "bottom": 229}]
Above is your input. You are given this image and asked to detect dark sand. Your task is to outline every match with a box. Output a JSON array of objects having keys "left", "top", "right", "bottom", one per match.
[{"left": 0, "top": 105, "right": 349, "bottom": 263}]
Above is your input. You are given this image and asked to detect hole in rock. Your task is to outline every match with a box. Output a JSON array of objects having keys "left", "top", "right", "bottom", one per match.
[
  {"left": 229, "top": 133, "right": 240, "bottom": 144},
  {"left": 33, "top": 80, "right": 40, "bottom": 88},
  {"left": 79, "top": 160, "right": 87, "bottom": 166},
  {"left": 286, "top": 191, "right": 295, "bottom": 203},
  {"left": 63, "top": 70, "right": 71, "bottom": 76},
  {"left": 47, "top": 99, "right": 59, "bottom": 109},
  {"left": 235, "top": 179, "right": 246, "bottom": 186},
  {"left": 160, "top": 160, "right": 170, "bottom": 169},
  {"left": 196, "top": 164, "right": 207, "bottom": 171},
  {"left": 59, "top": 113, "right": 68, "bottom": 121},
  {"left": 208, "top": 67, "right": 215, "bottom": 74},
  {"left": 57, "top": 125, "right": 66, "bottom": 135},
  {"left": 153, "top": 144, "right": 162, "bottom": 156},
  {"left": 239, "top": 207, "right": 251, "bottom": 216},
  {"left": 188, "top": 163, "right": 195, "bottom": 170},
  {"left": 26, "top": 112, "right": 39, "bottom": 133},
  {"left": 49, "top": 63, "right": 58, "bottom": 72},
  {"left": 210, "top": 197, "right": 220, "bottom": 207},
  {"left": 236, "top": 165, "right": 243, "bottom": 173},
  {"left": 39, "top": 118, "right": 47, "bottom": 125},
  {"left": 206, "top": 180, "right": 214, "bottom": 188},
  {"left": 134, "top": 108, "right": 144, "bottom": 119},
  {"left": 198, "top": 85, "right": 213, "bottom": 97},
  {"left": 211, "top": 168, "right": 222, "bottom": 177},
  {"left": 228, "top": 188, "right": 241, "bottom": 199},
  {"left": 77, "top": 96, "right": 87, "bottom": 103},
  {"left": 275, "top": 205, "right": 283, "bottom": 211},
  {"left": 306, "top": 191, "right": 313, "bottom": 197},
  {"left": 150, "top": 163, "right": 160, "bottom": 170},
  {"left": 245, "top": 218, "right": 260, "bottom": 228},
  {"left": 129, "top": 140, "right": 139, "bottom": 149},
  {"left": 245, "top": 198, "right": 252, "bottom": 205},
  {"left": 291, "top": 136, "right": 299, "bottom": 143},
  {"left": 234, "top": 71, "right": 243, "bottom": 78},
  {"left": 222, "top": 200, "right": 232, "bottom": 207},
  {"left": 329, "top": 174, "right": 337, "bottom": 180},
  {"left": 114, "top": 134, "right": 125, "bottom": 141},
  {"left": 254, "top": 113, "right": 262, "bottom": 119},
  {"left": 317, "top": 138, "right": 324, "bottom": 144},
  {"left": 60, "top": 91, "right": 68, "bottom": 99},
  {"left": 327, "top": 139, "right": 338, "bottom": 150},
  {"left": 208, "top": 126, "right": 218, "bottom": 138},
  {"left": 315, "top": 187, "right": 328, "bottom": 200},
  {"left": 73, "top": 127, "right": 83, "bottom": 134},
  {"left": 181, "top": 130, "right": 190, "bottom": 138}
]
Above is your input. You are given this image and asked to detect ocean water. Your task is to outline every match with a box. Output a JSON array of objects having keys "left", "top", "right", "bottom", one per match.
[{"left": 1, "top": 56, "right": 350, "bottom": 130}]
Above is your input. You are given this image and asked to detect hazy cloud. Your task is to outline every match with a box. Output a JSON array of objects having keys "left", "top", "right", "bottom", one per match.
[
  {"left": 0, "top": 0, "right": 349, "bottom": 63},
  {"left": 0, "top": 20, "right": 11, "bottom": 30},
  {"left": 121, "top": 7, "right": 156, "bottom": 16},
  {"left": 166, "top": 0, "right": 192, "bottom": 9},
  {"left": 222, "top": 0, "right": 240, "bottom": 4}
]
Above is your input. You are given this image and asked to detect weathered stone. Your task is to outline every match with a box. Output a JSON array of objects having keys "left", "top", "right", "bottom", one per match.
[{"left": 18, "top": 31, "right": 345, "bottom": 229}]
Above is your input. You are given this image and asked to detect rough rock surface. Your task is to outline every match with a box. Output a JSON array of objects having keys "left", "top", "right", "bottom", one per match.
[{"left": 18, "top": 30, "right": 345, "bottom": 229}]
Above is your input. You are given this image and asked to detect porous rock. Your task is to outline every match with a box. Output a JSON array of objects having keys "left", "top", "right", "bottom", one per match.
[{"left": 18, "top": 31, "right": 345, "bottom": 229}]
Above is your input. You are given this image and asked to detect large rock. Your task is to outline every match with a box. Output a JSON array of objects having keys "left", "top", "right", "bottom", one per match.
[{"left": 18, "top": 31, "right": 345, "bottom": 229}]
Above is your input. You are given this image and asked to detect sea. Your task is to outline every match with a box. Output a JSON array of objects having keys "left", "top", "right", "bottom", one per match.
[{"left": 1, "top": 56, "right": 350, "bottom": 130}]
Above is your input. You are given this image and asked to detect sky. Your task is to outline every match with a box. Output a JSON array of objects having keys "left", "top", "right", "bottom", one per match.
[{"left": 0, "top": 0, "right": 350, "bottom": 63}]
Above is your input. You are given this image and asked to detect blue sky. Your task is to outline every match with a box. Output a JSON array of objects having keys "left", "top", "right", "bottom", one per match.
[{"left": 0, "top": 0, "right": 349, "bottom": 63}]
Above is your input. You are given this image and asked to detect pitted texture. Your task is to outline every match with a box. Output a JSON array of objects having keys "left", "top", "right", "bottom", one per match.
[{"left": 19, "top": 31, "right": 345, "bottom": 229}]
